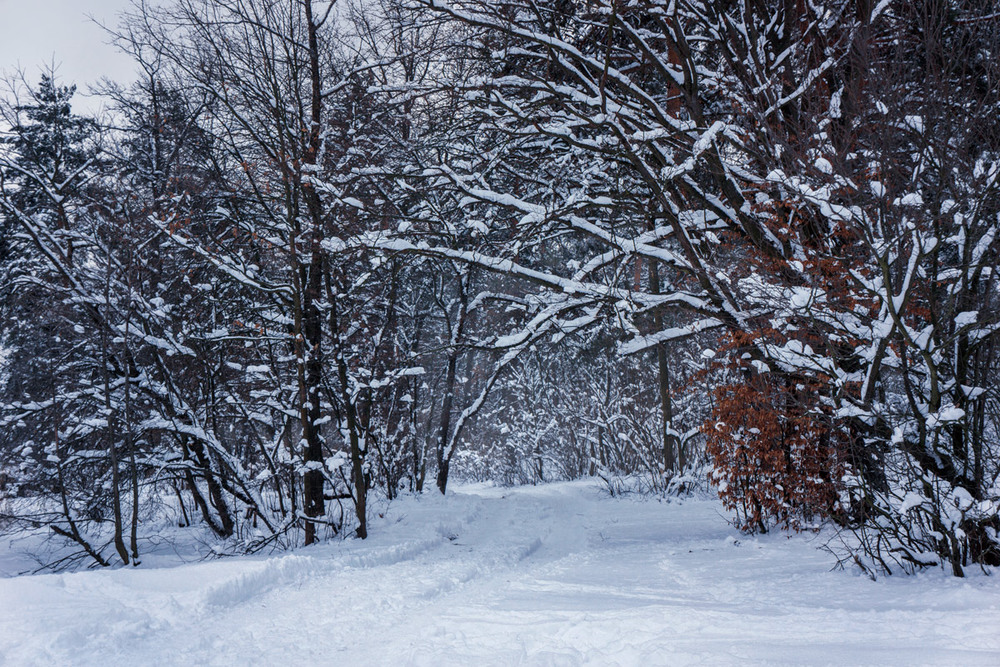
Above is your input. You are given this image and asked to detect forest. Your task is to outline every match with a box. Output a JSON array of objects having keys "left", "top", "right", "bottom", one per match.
[{"left": 1, "top": 0, "right": 998, "bottom": 580}]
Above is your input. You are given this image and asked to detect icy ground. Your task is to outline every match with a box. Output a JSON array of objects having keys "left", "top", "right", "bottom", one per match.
[{"left": 1, "top": 481, "right": 998, "bottom": 666}]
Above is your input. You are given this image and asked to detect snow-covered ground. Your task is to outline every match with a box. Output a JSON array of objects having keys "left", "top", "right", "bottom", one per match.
[{"left": 1, "top": 480, "right": 998, "bottom": 666}]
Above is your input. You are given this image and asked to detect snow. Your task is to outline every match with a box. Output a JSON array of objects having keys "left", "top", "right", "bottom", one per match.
[
  {"left": 953, "top": 312, "right": 978, "bottom": 332},
  {"left": 814, "top": 157, "right": 833, "bottom": 174},
  {"left": 896, "top": 193, "right": 924, "bottom": 207},
  {"left": 2, "top": 481, "right": 999, "bottom": 665}
]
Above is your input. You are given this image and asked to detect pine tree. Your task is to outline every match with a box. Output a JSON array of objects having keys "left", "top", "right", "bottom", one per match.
[{"left": 1, "top": 75, "right": 99, "bottom": 475}]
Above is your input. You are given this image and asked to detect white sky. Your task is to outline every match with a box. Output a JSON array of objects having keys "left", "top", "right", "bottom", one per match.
[{"left": 0, "top": 0, "right": 138, "bottom": 112}]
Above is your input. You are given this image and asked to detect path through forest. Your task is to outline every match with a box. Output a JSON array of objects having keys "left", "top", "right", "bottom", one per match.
[{"left": 2, "top": 481, "right": 998, "bottom": 665}]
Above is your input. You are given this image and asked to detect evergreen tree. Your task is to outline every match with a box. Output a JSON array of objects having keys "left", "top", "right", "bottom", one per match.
[{"left": 1, "top": 74, "right": 98, "bottom": 444}]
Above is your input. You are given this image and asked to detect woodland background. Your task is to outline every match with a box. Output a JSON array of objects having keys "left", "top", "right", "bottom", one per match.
[{"left": 1, "top": 0, "right": 998, "bottom": 578}]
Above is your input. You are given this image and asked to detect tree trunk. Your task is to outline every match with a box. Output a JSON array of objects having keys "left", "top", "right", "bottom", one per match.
[
  {"left": 435, "top": 349, "right": 459, "bottom": 495},
  {"left": 300, "top": 0, "right": 327, "bottom": 544},
  {"left": 647, "top": 260, "right": 678, "bottom": 477}
]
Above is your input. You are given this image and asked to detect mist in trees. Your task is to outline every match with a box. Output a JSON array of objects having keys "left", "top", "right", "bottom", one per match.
[{"left": 1, "top": 0, "right": 998, "bottom": 578}]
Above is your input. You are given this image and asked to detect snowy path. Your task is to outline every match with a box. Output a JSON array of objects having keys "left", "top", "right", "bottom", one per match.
[{"left": 2, "top": 481, "right": 999, "bottom": 666}]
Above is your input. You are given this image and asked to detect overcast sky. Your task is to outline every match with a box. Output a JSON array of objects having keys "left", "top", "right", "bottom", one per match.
[{"left": 0, "top": 0, "right": 137, "bottom": 111}]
